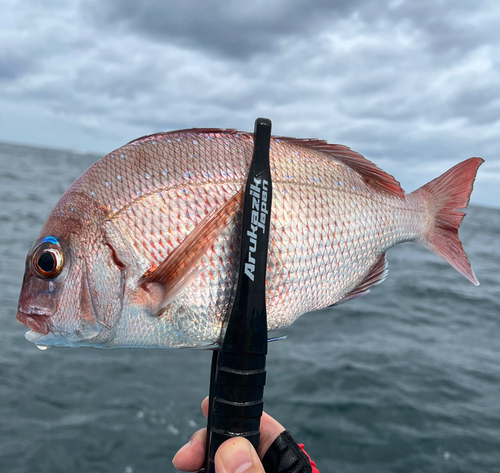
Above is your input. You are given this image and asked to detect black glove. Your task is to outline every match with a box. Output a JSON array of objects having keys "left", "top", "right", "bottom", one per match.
[{"left": 262, "top": 431, "right": 313, "bottom": 473}]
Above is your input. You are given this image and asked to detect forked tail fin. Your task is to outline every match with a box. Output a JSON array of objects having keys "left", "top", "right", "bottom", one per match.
[{"left": 412, "top": 158, "right": 484, "bottom": 286}]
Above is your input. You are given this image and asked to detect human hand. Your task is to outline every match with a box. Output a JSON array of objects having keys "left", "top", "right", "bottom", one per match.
[{"left": 172, "top": 397, "right": 286, "bottom": 472}]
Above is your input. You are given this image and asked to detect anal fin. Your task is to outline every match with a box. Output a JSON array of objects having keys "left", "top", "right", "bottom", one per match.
[{"left": 330, "top": 253, "right": 388, "bottom": 307}]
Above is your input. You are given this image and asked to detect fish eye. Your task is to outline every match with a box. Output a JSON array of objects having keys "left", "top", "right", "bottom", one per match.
[{"left": 32, "top": 237, "right": 64, "bottom": 279}]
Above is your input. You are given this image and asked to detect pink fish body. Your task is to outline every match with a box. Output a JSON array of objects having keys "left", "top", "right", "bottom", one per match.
[{"left": 17, "top": 129, "right": 483, "bottom": 349}]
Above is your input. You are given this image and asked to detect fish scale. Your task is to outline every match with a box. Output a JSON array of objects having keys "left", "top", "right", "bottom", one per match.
[
  {"left": 16, "top": 129, "right": 482, "bottom": 348},
  {"left": 112, "top": 134, "right": 385, "bottom": 342}
]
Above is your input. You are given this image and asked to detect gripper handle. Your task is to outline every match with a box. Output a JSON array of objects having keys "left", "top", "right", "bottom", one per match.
[{"left": 204, "top": 118, "right": 272, "bottom": 473}]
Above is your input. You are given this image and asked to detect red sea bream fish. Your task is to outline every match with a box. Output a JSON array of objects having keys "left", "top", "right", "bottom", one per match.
[{"left": 17, "top": 129, "right": 483, "bottom": 349}]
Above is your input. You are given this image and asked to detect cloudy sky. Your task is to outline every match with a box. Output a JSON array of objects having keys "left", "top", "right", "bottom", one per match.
[{"left": 1, "top": 0, "right": 499, "bottom": 207}]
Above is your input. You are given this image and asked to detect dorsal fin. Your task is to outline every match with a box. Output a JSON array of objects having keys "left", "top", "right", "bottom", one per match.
[
  {"left": 278, "top": 137, "right": 405, "bottom": 197},
  {"left": 127, "top": 129, "right": 404, "bottom": 197},
  {"left": 330, "top": 253, "right": 389, "bottom": 307},
  {"left": 141, "top": 188, "right": 243, "bottom": 308},
  {"left": 126, "top": 128, "right": 242, "bottom": 146}
]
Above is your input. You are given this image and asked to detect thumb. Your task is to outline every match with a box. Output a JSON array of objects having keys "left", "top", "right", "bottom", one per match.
[{"left": 214, "top": 437, "right": 264, "bottom": 473}]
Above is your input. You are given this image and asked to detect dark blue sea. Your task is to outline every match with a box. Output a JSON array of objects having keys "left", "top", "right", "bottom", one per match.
[{"left": 1, "top": 142, "right": 498, "bottom": 473}]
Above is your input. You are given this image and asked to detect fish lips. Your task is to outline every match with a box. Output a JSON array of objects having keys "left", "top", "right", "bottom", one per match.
[{"left": 16, "top": 311, "right": 50, "bottom": 335}]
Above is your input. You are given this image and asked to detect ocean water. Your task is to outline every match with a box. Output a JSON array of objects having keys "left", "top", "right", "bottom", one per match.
[{"left": 0, "top": 141, "right": 498, "bottom": 473}]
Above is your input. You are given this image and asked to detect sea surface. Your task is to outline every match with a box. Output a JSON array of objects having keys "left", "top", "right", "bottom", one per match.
[{"left": 0, "top": 141, "right": 498, "bottom": 473}]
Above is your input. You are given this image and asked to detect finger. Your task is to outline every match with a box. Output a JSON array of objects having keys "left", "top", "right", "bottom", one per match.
[
  {"left": 256, "top": 411, "right": 285, "bottom": 459},
  {"left": 215, "top": 437, "right": 265, "bottom": 473},
  {"left": 202, "top": 396, "right": 209, "bottom": 418},
  {"left": 201, "top": 397, "right": 285, "bottom": 460},
  {"left": 172, "top": 428, "right": 207, "bottom": 472}
]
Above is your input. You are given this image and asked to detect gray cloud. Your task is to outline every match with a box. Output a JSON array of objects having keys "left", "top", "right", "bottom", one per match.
[
  {"left": 0, "top": 50, "right": 36, "bottom": 82},
  {"left": 388, "top": 1, "right": 498, "bottom": 54},
  {"left": 83, "top": 0, "right": 361, "bottom": 59},
  {"left": 0, "top": 0, "right": 498, "bottom": 206}
]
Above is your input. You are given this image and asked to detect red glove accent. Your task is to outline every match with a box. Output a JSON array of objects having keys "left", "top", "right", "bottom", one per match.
[{"left": 298, "top": 444, "right": 319, "bottom": 473}]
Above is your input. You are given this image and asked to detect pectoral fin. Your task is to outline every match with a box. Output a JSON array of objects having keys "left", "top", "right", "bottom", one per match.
[{"left": 141, "top": 188, "right": 243, "bottom": 312}]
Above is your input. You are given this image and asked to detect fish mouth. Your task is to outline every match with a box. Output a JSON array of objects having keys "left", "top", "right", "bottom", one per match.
[{"left": 16, "top": 311, "right": 50, "bottom": 335}]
